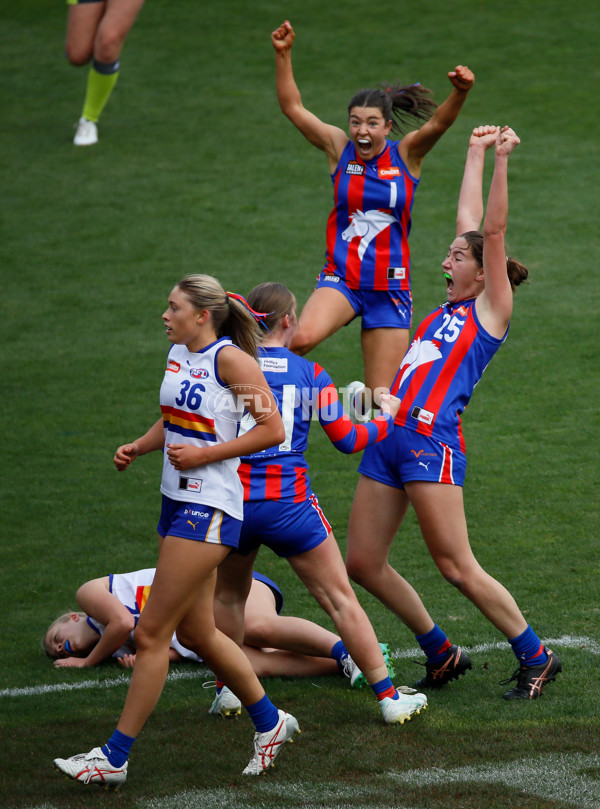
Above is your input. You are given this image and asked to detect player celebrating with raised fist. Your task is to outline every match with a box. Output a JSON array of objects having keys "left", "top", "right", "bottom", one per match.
[
  {"left": 271, "top": 19, "right": 474, "bottom": 419},
  {"left": 345, "top": 125, "right": 562, "bottom": 700}
]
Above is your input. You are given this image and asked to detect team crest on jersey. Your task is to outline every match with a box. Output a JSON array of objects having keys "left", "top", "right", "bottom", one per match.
[
  {"left": 397, "top": 337, "right": 443, "bottom": 390},
  {"left": 378, "top": 166, "right": 401, "bottom": 179},
  {"left": 167, "top": 360, "right": 181, "bottom": 373},
  {"left": 346, "top": 161, "right": 365, "bottom": 176},
  {"left": 190, "top": 368, "right": 209, "bottom": 379},
  {"left": 342, "top": 209, "right": 396, "bottom": 260}
]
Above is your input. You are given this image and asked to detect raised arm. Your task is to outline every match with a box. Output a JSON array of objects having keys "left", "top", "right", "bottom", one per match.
[
  {"left": 399, "top": 65, "right": 475, "bottom": 176},
  {"left": 272, "top": 20, "right": 348, "bottom": 172},
  {"left": 475, "top": 127, "right": 521, "bottom": 338},
  {"left": 456, "top": 125, "right": 500, "bottom": 235}
]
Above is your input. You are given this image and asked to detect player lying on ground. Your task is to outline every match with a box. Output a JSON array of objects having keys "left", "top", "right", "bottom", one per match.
[{"left": 45, "top": 567, "right": 395, "bottom": 710}]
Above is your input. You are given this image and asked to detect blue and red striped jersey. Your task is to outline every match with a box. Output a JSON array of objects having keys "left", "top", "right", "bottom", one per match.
[
  {"left": 391, "top": 299, "right": 507, "bottom": 452},
  {"left": 323, "top": 139, "right": 419, "bottom": 291},
  {"left": 239, "top": 347, "right": 393, "bottom": 501}
]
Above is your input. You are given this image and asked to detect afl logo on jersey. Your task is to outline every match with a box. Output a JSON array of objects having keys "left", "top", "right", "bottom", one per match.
[
  {"left": 346, "top": 161, "right": 365, "bottom": 176},
  {"left": 167, "top": 360, "right": 181, "bottom": 373},
  {"left": 190, "top": 368, "right": 209, "bottom": 379},
  {"left": 378, "top": 166, "right": 401, "bottom": 179}
]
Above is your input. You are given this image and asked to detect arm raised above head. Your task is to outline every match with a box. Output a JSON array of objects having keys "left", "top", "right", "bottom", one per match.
[
  {"left": 271, "top": 20, "right": 348, "bottom": 170},
  {"left": 400, "top": 65, "right": 475, "bottom": 174},
  {"left": 476, "top": 127, "right": 521, "bottom": 337},
  {"left": 456, "top": 125, "right": 500, "bottom": 235}
]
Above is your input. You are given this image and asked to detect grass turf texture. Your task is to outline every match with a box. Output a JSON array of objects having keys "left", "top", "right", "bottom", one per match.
[{"left": 1, "top": 0, "right": 599, "bottom": 807}]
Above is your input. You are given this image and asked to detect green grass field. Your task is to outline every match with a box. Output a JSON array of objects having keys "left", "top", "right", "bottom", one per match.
[{"left": 1, "top": 1, "right": 599, "bottom": 807}]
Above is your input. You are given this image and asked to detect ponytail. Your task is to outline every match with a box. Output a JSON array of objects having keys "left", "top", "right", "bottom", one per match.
[
  {"left": 460, "top": 232, "right": 529, "bottom": 292},
  {"left": 176, "top": 274, "right": 263, "bottom": 358}
]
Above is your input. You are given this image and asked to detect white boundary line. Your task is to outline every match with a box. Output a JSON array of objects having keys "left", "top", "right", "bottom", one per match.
[
  {"left": 21, "top": 753, "right": 600, "bottom": 809},
  {"left": 3, "top": 635, "right": 597, "bottom": 699}
]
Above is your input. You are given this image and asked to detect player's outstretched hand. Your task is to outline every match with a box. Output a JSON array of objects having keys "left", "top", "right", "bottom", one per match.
[
  {"left": 114, "top": 443, "right": 139, "bottom": 471},
  {"left": 496, "top": 126, "right": 520, "bottom": 156},
  {"left": 271, "top": 20, "right": 295, "bottom": 52},
  {"left": 448, "top": 65, "right": 475, "bottom": 93}
]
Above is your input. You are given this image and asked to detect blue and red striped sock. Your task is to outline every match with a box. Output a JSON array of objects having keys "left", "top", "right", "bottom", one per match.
[
  {"left": 371, "top": 676, "right": 397, "bottom": 702},
  {"left": 415, "top": 624, "right": 451, "bottom": 663},
  {"left": 509, "top": 625, "right": 548, "bottom": 666}
]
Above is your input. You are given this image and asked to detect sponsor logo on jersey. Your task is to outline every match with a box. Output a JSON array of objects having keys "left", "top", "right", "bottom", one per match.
[
  {"left": 167, "top": 360, "right": 181, "bottom": 373},
  {"left": 410, "top": 406, "right": 435, "bottom": 425},
  {"left": 190, "top": 367, "right": 209, "bottom": 379},
  {"left": 410, "top": 449, "right": 438, "bottom": 458},
  {"left": 378, "top": 166, "right": 401, "bottom": 179},
  {"left": 387, "top": 267, "right": 406, "bottom": 280},
  {"left": 259, "top": 357, "right": 288, "bottom": 373},
  {"left": 346, "top": 161, "right": 365, "bottom": 176},
  {"left": 323, "top": 274, "right": 340, "bottom": 283},
  {"left": 179, "top": 477, "right": 203, "bottom": 493},
  {"left": 457, "top": 305, "right": 469, "bottom": 317}
]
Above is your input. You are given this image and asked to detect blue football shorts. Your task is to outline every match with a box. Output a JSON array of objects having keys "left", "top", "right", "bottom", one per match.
[
  {"left": 358, "top": 428, "right": 467, "bottom": 488},
  {"left": 238, "top": 494, "right": 332, "bottom": 558},
  {"left": 157, "top": 495, "right": 242, "bottom": 548},
  {"left": 315, "top": 272, "right": 412, "bottom": 329},
  {"left": 252, "top": 571, "right": 284, "bottom": 614}
]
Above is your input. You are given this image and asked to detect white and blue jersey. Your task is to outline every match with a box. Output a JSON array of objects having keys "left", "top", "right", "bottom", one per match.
[{"left": 159, "top": 338, "right": 245, "bottom": 519}]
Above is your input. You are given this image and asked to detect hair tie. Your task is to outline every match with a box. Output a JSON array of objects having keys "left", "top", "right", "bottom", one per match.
[{"left": 225, "top": 291, "right": 271, "bottom": 324}]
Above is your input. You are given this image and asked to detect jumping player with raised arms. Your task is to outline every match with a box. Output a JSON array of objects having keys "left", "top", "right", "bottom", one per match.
[{"left": 271, "top": 20, "right": 474, "bottom": 419}]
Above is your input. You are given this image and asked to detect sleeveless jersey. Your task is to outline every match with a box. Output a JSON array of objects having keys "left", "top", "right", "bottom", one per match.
[
  {"left": 86, "top": 569, "right": 160, "bottom": 660},
  {"left": 159, "top": 338, "right": 244, "bottom": 520},
  {"left": 86, "top": 569, "right": 275, "bottom": 662},
  {"left": 323, "top": 139, "right": 419, "bottom": 291},
  {"left": 391, "top": 298, "right": 507, "bottom": 452},
  {"left": 238, "top": 346, "right": 393, "bottom": 502}
]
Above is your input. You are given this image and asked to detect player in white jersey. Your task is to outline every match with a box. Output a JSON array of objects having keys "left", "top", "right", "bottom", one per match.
[
  {"left": 53, "top": 275, "right": 300, "bottom": 789},
  {"left": 45, "top": 567, "right": 367, "bottom": 681}
]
